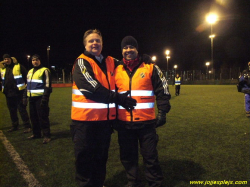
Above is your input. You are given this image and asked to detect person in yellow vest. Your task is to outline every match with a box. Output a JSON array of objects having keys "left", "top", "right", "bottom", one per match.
[
  {"left": 0, "top": 61, "right": 4, "bottom": 69},
  {"left": 25, "top": 54, "right": 52, "bottom": 144},
  {"left": 114, "top": 36, "right": 171, "bottom": 187},
  {"left": 0, "top": 54, "right": 31, "bottom": 132},
  {"left": 70, "top": 29, "right": 136, "bottom": 187},
  {"left": 173, "top": 73, "right": 181, "bottom": 96},
  {"left": 0, "top": 61, "right": 4, "bottom": 88}
]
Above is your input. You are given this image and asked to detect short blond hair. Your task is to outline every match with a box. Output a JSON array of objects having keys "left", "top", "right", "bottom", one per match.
[{"left": 83, "top": 29, "right": 102, "bottom": 46}]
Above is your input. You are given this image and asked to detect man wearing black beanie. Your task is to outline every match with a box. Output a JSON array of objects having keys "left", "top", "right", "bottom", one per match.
[
  {"left": 114, "top": 36, "right": 171, "bottom": 187},
  {"left": 25, "top": 54, "right": 52, "bottom": 144},
  {"left": 121, "top": 36, "right": 138, "bottom": 51},
  {"left": 0, "top": 54, "right": 31, "bottom": 132}
]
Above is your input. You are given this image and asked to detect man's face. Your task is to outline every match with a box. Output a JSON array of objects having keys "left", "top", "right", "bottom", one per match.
[
  {"left": 84, "top": 33, "right": 103, "bottom": 56},
  {"left": 32, "top": 58, "right": 41, "bottom": 67},
  {"left": 122, "top": 45, "right": 138, "bottom": 60},
  {"left": 4, "top": 58, "right": 11, "bottom": 65}
]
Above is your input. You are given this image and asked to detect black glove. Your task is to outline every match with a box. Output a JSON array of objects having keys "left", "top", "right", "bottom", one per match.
[
  {"left": 155, "top": 110, "right": 166, "bottom": 128},
  {"left": 23, "top": 98, "right": 28, "bottom": 106},
  {"left": 40, "top": 97, "right": 49, "bottom": 108},
  {"left": 117, "top": 91, "right": 137, "bottom": 111}
]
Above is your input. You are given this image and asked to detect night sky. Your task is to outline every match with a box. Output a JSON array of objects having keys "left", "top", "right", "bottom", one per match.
[{"left": 1, "top": 0, "right": 250, "bottom": 72}]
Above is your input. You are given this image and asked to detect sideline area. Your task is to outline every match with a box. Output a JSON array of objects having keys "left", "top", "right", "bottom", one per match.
[
  {"left": 0, "top": 130, "right": 42, "bottom": 187},
  {"left": 52, "top": 83, "right": 72, "bottom": 88}
]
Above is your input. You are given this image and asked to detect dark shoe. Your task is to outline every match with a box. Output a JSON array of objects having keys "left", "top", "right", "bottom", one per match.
[
  {"left": 7, "top": 127, "right": 18, "bottom": 132},
  {"left": 43, "top": 137, "right": 51, "bottom": 144},
  {"left": 23, "top": 122, "right": 31, "bottom": 128},
  {"left": 28, "top": 135, "right": 41, "bottom": 139},
  {"left": 23, "top": 128, "right": 32, "bottom": 133}
]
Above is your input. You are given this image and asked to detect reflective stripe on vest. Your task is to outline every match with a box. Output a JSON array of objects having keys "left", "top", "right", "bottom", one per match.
[
  {"left": 71, "top": 54, "right": 116, "bottom": 121},
  {"left": 119, "top": 90, "right": 154, "bottom": 96},
  {"left": 72, "top": 88, "right": 115, "bottom": 95},
  {"left": 118, "top": 102, "right": 154, "bottom": 109},
  {"left": 72, "top": 101, "right": 115, "bottom": 109},
  {"left": 1, "top": 63, "right": 26, "bottom": 92},
  {"left": 0, "top": 70, "right": 4, "bottom": 91},
  {"left": 115, "top": 63, "right": 155, "bottom": 122},
  {"left": 175, "top": 77, "right": 181, "bottom": 85},
  {"left": 27, "top": 67, "right": 48, "bottom": 97}
]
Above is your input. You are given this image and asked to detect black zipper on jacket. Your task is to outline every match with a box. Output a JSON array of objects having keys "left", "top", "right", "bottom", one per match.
[
  {"left": 126, "top": 67, "right": 139, "bottom": 122},
  {"left": 85, "top": 52, "right": 111, "bottom": 121},
  {"left": 104, "top": 59, "right": 110, "bottom": 121},
  {"left": 106, "top": 73, "right": 110, "bottom": 121},
  {"left": 28, "top": 70, "right": 34, "bottom": 98},
  {"left": 128, "top": 71, "right": 133, "bottom": 122},
  {"left": 123, "top": 58, "right": 143, "bottom": 122}
]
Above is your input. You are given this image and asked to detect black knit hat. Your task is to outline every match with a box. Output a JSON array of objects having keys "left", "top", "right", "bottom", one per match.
[
  {"left": 31, "top": 54, "right": 41, "bottom": 60},
  {"left": 3, "top": 54, "right": 11, "bottom": 60},
  {"left": 121, "top": 36, "right": 138, "bottom": 50}
]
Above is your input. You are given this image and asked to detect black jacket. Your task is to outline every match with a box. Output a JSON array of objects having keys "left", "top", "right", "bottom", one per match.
[
  {"left": 1, "top": 62, "right": 27, "bottom": 97},
  {"left": 23, "top": 64, "right": 52, "bottom": 101},
  {"left": 114, "top": 55, "right": 171, "bottom": 129},
  {"left": 73, "top": 51, "right": 120, "bottom": 104}
]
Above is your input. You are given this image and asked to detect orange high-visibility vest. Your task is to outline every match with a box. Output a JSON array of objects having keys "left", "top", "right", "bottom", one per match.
[
  {"left": 115, "top": 63, "right": 155, "bottom": 122},
  {"left": 71, "top": 54, "right": 116, "bottom": 121}
]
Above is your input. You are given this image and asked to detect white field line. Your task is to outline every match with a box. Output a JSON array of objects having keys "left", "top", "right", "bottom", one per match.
[{"left": 0, "top": 130, "right": 42, "bottom": 187}]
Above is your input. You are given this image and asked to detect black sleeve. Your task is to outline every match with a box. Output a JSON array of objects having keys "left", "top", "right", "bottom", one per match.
[
  {"left": 23, "top": 87, "right": 27, "bottom": 98},
  {"left": 20, "top": 65, "right": 28, "bottom": 98},
  {"left": 42, "top": 69, "right": 52, "bottom": 98},
  {"left": 113, "top": 58, "right": 120, "bottom": 68},
  {"left": 142, "top": 54, "right": 153, "bottom": 64},
  {"left": 151, "top": 65, "right": 171, "bottom": 113},
  {"left": 20, "top": 64, "right": 28, "bottom": 84},
  {"left": 73, "top": 58, "right": 117, "bottom": 103}
]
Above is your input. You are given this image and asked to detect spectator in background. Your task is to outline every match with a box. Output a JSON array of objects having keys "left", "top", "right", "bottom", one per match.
[
  {"left": 173, "top": 73, "right": 181, "bottom": 96},
  {"left": 0, "top": 54, "right": 31, "bottom": 133},
  {"left": 238, "top": 61, "right": 250, "bottom": 117},
  {"left": 25, "top": 54, "right": 52, "bottom": 144},
  {"left": 114, "top": 36, "right": 171, "bottom": 187}
]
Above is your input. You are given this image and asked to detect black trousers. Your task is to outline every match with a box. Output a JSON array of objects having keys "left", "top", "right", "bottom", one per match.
[
  {"left": 117, "top": 127, "right": 163, "bottom": 187},
  {"left": 5, "top": 93, "right": 30, "bottom": 128},
  {"left": 29, "top": 96, "right": 50, "bottom": 137},
  {"left": 175, "top": 85, "right": 180, "bottom": 95},
  {"left": 70, "top": 121, "right": 112, "bottom": 187}
]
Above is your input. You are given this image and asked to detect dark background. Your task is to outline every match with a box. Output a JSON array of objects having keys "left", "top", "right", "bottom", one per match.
[{"left": 1, "top": 0, "right": 250, "bottom": 73}]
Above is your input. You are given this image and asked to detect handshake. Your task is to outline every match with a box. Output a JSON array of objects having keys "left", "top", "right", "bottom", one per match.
[{"left": 117, "top": 91, "right": 137, "bottom": 111}]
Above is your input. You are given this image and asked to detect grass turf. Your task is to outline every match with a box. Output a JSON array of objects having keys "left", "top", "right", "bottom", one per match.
[{"left": 0, "top": 85, "right": 249, "bottom": 187}]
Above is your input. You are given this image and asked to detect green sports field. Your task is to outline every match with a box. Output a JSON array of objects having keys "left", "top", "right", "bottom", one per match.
[{"left": 0, "top": 85, "right": 249, "bottom": 187}]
